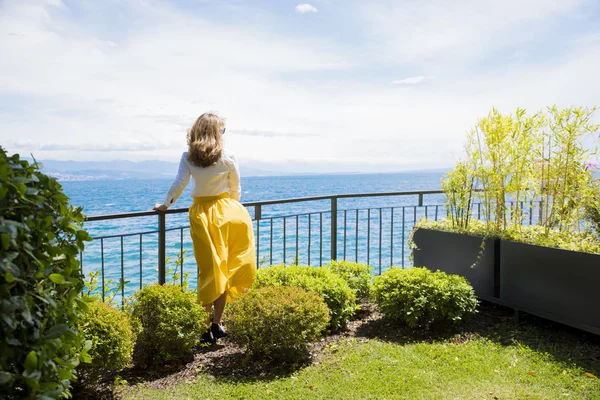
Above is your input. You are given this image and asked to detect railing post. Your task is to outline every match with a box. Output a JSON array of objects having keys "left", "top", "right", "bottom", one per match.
[
  {"left": 331, "top": 197, "right": 337, "bottom": 261},
  {"left": 158, "top": 212, "right": 166, "bottom": 285},
  {"left": 255, "top": 204, "right": 262, "bottom": 221},
  {"left": 418, "top": 193, "right": 424, "bottom": 207},
  {"left": 255, "top": 205, "right": 261, "bottom": 268}
]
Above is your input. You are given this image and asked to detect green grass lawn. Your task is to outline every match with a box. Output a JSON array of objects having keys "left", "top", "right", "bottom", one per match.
[{"left": 121, "top": 307, "right": 600, "bottom": 400}]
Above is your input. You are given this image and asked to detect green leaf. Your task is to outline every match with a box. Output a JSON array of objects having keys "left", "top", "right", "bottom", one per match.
[
  {"left": 5, "top": 272, "right": 14, "bottom": 283},
  {"left": 44, "top": 324, "right": 70, "bottom": 339},
  {"left": 57, "top": 368, "right": 72, "bottom": 381},
  {"left": 16, "top": 182, "right": 27, "bottom": 195},
  {"left": 22, "top": 306, "right": 32, "bottom": 324},
  {"left": 49, "top": 273, "right": 65, "bottom": 284},
  {"left": 80, "top": 352, "right": 92, "bottom": 364},
  {"left": 77, "top": 298, "right": 89, "bottom": 312},
  {"left": 24, "top": 350, "right": 38, "bottom": 372},
  {"left": 0, "top": 372, "right": 13, "bottom": 385},
  {"left": 1, "top": 233, "right": 10, "bottom": 250},
  {"left": 76, "top": 230, "right": 91, "bottom": 241}
]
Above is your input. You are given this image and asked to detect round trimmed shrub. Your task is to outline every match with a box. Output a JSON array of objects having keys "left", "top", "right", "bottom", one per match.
[
  {"left": 130, "top": 284, "right": 207, "bottom": 368},
  {"left": 325, "top": 260, "right": 373, "bottom": 300},
  {"left": 78, "top": 301, "right": 135, "bottom": 379},
  {"left": 225, "top": 286, "right": 330, "bottom": 357},
  {"left": 0, "top": 149, "right": 91, "bottom": 398},
  {"left": 253, "top": 265, "right": 357, "bottom": 331},
  {"left": 373, "top": 267, "right": 478, "bottom": 329}
]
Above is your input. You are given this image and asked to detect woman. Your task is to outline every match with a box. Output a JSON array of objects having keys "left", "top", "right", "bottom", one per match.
[{"left": 154, "top": 112, "right": 256, "bottom": 343}]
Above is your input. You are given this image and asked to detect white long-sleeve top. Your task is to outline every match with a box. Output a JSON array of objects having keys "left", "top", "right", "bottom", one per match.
[{"left": 162, "top": 150, "right": 241, "bottom": 208}]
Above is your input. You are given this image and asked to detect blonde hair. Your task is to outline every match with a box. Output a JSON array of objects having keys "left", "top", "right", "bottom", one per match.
[{"left": 187, "top": 112, "right": 224, "bottom": 168}]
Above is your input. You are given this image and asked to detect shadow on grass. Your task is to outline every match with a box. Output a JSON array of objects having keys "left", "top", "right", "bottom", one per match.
[
  {"left": 204, "top": 348, "right": 313, "bottom": 384},
  {"left": 72, "top": 343, "right": 224, "bottom": 399},
  {"left": 74, "top": 343, "right": 313, "bottom": 398},
  {"left": 355, "top": 301, "right": 600, "bottom": 374}
]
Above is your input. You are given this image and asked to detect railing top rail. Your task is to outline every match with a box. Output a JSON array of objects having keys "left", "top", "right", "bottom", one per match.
[
  {"left": 243, "top": 189, "right": 445, "bottom": 206},
  {"left": 85, "top": 189, "right": 445, "bottom": 222}
]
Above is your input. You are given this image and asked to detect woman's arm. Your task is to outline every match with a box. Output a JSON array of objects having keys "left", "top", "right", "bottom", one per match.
[
  {"left": 227, "top": 153, "right": 241, "bottom": 201},
  {"left": 156, "top": 153, "right": 190, "bottom": 210}
]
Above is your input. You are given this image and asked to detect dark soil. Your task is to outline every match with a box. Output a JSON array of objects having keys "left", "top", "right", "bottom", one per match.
[{"left": 73, "top": 301, "right": 600, "bottom": 399}]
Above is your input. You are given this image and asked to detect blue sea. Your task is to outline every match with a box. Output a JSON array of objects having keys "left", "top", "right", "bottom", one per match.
[{"left": 63, "top": 171, "right": 447, "bottom": 302}]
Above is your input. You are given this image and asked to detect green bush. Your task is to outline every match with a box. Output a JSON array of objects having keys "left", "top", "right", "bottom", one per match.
[
  {"left": 130, "top": 284, "right": 207, "bottom": 368},
  {"left": 254, "top": 265, "right": 357, "bottom": 331},
  {"left": 0, "top": 149, "right": 92, "bottom": 398},
  {"left": 225, "top": 286, "right": 329, "bottom": 357},
  {"left": 325, "top": 260, "right": 373, "bottom": 300},
  {"left": 79, "top": 301, "right": 135, "bottom": 379},
  {"left": 373, "top": 267, "right": 478, "bottom": 329}
]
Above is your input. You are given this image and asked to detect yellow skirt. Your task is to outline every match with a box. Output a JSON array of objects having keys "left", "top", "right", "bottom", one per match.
[{"left": 189, "top": 193, "right": 256, "bottom": 305}]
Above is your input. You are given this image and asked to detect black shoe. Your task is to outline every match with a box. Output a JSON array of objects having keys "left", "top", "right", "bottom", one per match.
[
  {"left": 210, "top": 323, "right": 228, "bottom": 341},
  {"left": 201, "top": 328, "right": 214, "bottom": 345}
]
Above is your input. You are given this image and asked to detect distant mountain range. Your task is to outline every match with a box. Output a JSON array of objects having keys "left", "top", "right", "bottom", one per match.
[
  {"left": 37, "top": 159, "right": 277, "bottom": 181},
  {"left": 34, "top": 158, "right": 452, "bottom": 181}
]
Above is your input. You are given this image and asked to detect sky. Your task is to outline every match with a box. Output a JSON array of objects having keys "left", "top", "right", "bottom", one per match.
[{"left": 1, "top": 0, "right": 600, "bottom": 173}]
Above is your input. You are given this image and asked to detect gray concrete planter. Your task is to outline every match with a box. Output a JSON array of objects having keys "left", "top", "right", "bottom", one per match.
[
  {"left": 412, "top": 228, "right": 501, "bottom": 303},
  {"left": 500, "top": 240, "right": 600, "bottom": 335}
]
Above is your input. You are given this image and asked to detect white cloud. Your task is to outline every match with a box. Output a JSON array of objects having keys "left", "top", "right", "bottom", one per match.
[
  {"left": 0, "top": 0, "right": 599, "bottom": 171},
  {"left": 45, "top": 0, "right": 66, "bottom": 8},
  {"left": 0, "top": 0, "right": 347, "bottom": 162},
  {"left": 392, "top": 76, "right": 434, "bottom": 85},
  {"left": 296, "top": 4, "right": 318, "bottom": 14},
  {"left": 353, "top": 0, "right": 588, "bottom": 65}
]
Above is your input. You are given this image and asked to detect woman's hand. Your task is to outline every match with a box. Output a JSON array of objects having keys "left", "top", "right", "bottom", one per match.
[{"left": 153, "top": 203, "right": 168, "bottom": 212}]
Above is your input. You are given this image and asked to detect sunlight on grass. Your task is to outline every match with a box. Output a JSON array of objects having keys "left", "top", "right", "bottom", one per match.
[{"left": 123, "top": 336, "right": 599, "bottom": 400}]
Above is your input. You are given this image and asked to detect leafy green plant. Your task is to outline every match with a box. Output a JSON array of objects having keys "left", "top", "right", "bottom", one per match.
[
  {"left": 434, "top": 106, "right": 599, "bottom": 251},
  {"left": 536, "top": 106, "right": 598, "bottom": 233},
  {"left": 111, "top": 376, "right": 129, "bottom": 398},
  {"left": 78, "top": 301, "right": 135, "bottom": 380},
  {"left": 0, "top": 149, "right": 92, "bottom": 398},
  {"left": 84, "top": 270, "right": 129, "bottom": 308},
  {"left": 130, "top": 283, "right": 207, "bottom": 368},
  {"left": 225, "top": 286, "right": 329, "bottom": 358},
  {"left": 373, "top": 267, "right": 478, "bottom": 329},
  {"left": 165, "top": 250, "right": 192, "bottom": 291},
  {"left": 258, "top": 255, "right": 270, "bottom": 267},
  {"left": 253, "top": 265, "right": 357, "bottom": 331},
  {"left": 458, "top": 107, "right": 542, "bottom": 232},
  {"left": 324, "top": 260, "right": 373, "bottom": 300},
  {"left": 442, "top": 161, "right": 477, "bottom": 230}
]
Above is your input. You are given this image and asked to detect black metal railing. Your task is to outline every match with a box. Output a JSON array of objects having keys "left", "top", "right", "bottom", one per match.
[{"left": 82, "top": 190, "right": 547, "bottom": 304}]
